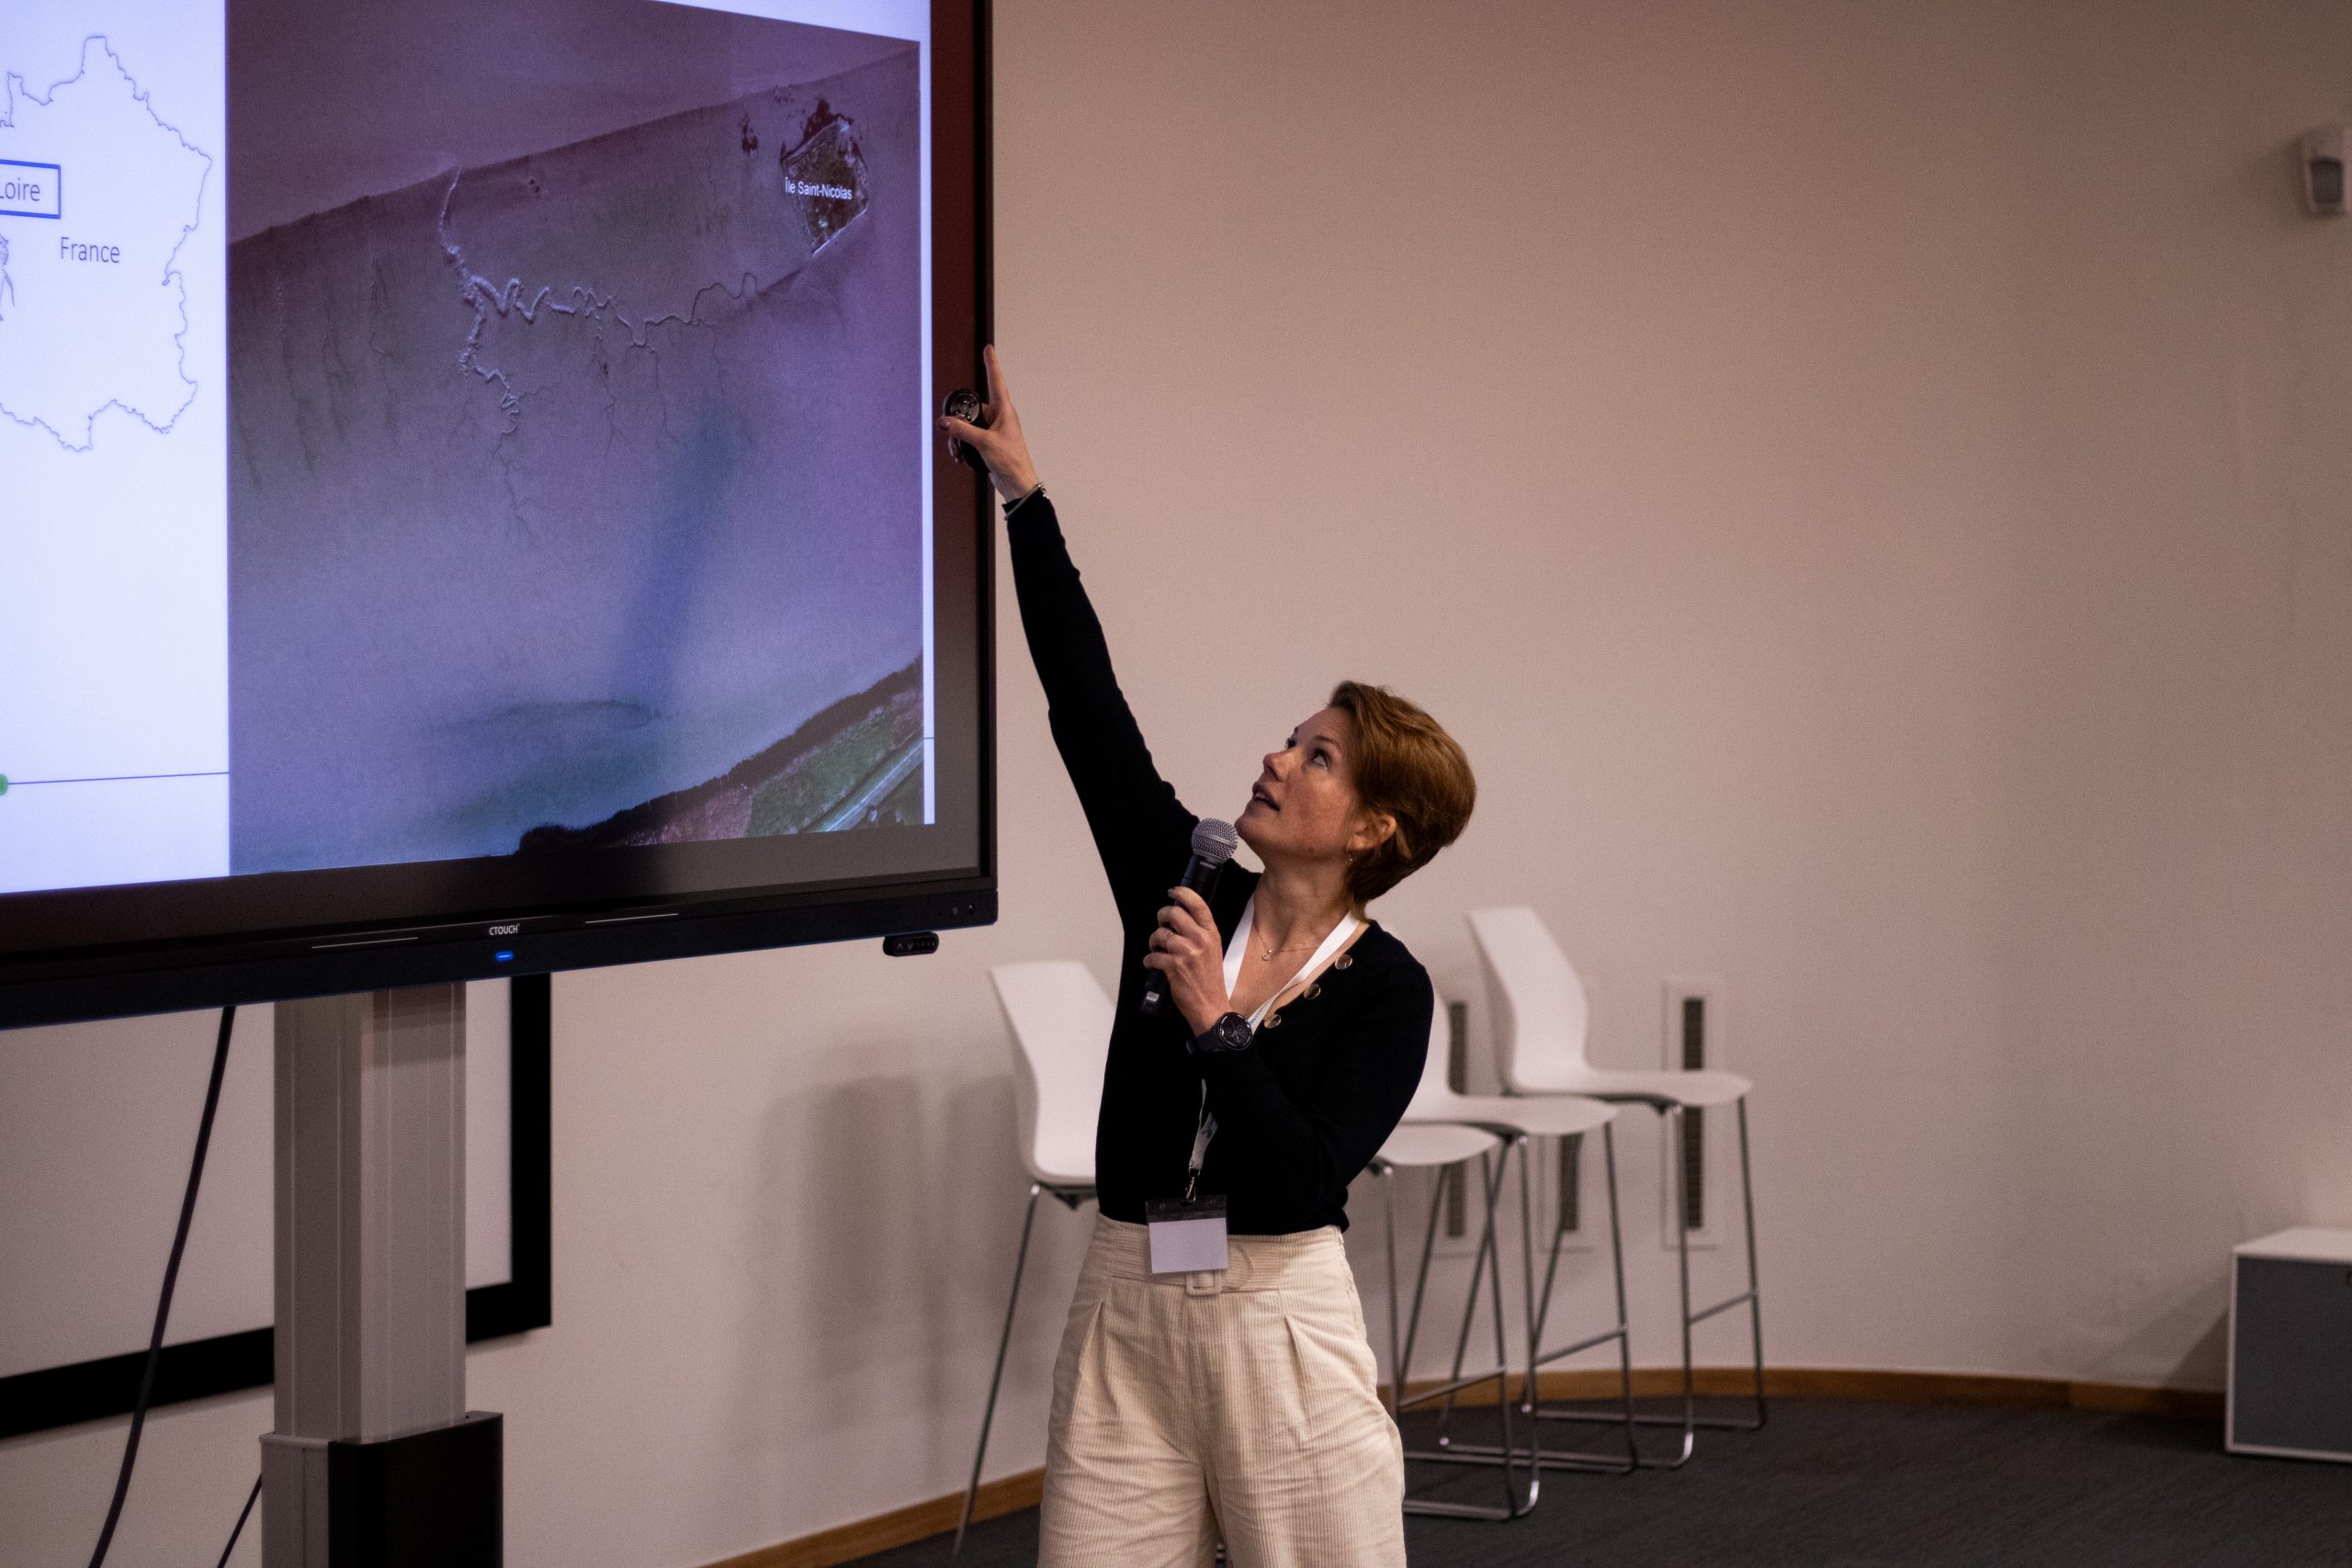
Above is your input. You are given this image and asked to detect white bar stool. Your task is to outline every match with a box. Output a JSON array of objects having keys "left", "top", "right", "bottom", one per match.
[
  {"left": 1397, "top": 1008, "right": 1639, "bottom": 1489},
  {"left": 956, "top": 962, "right": 1109, "bottom": 1555},
  {"left": 1468, "top": 906, "right": 1766, "bottom": 1470}
]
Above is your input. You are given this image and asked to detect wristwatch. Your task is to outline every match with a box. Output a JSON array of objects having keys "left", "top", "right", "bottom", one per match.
[{"left": 1187, "top": 1011, "right": 1255, "bottom": 1056}]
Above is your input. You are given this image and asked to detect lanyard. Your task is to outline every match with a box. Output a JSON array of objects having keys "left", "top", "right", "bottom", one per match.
[
  {"left": 1223, "top": 898, "right": 1362, "bottom": 1026},
  {"left": 1184, "top": 898, "right": 1363, "bottom": 1200}
]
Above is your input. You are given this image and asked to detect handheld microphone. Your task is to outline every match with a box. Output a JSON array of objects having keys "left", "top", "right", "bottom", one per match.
[{"left": 1140, "top": 818, "right": 1239, "bottom": 1017}]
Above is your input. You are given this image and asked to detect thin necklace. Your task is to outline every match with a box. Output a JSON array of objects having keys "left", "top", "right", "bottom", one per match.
[
  {"left": 1250, "top": 889, "right": 1352, "bottom": 962},
  {"left": 1257, "top": 912, "right": 1345, "bottom": 962}
]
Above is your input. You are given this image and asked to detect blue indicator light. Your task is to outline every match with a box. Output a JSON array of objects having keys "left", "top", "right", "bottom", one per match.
[{"left": 495, "top": 951, "right": 514, "bottom": 962}]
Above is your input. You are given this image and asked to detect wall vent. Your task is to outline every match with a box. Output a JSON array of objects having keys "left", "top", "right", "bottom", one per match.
[
  {"left": 1661, "top": 977, "right": 1724, "bottom": 1250},
  {"left": 1556, "top": 1133, "right": 1584, "bottom": 1238},
  {"left": 1444, "top": 999, "right": 1470, "bottom": 1238},
  {"left": 1680, "top": 995, "right": 1706, "bottom": 1233}
]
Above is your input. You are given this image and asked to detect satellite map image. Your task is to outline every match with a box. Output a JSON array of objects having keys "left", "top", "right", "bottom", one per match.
[{"left": 225, "top": 0, "right": 926, "bottom": 874}]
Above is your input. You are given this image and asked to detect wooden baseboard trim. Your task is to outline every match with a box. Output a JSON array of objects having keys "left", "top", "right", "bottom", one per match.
[
  {"left": 699, "top": 1467, "right": 1043, "bottom": 1568},
  {"left": 703, "top": 1366, "right": 2221, "bottom": 1567},
  {"left": 1388, "top": 1365, "right": 2223, "bottom": 1422}
]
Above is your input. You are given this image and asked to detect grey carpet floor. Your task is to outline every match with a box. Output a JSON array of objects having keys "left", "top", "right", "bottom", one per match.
[{"left": 857, "top": 1398, "right": 2352, "bottom": 1566}]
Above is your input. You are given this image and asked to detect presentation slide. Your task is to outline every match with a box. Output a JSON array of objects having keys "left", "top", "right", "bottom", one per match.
[{"left": 0, "top": 0, "right": 937, "bottom": 896}]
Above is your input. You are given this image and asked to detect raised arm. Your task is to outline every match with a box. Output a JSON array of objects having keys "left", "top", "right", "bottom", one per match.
[{"left": 945, "top": 348, "right": 1195, "bottom": 918}]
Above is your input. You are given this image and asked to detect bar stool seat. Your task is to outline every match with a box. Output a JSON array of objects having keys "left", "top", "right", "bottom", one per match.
[
  {"left": 1402, "top": 1088, "right": 1617, "bottom": 1141},
  {"left": 1509, "top": 1063, "right": 1752, "bottom": 1109},
  {"left": 1380, "top": 1122, "right": 1508, "bottom": 1168}
]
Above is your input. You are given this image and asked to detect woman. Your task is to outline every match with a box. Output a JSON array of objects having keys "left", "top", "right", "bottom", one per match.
[{"left": 944, "top": 348, "right": 1476, "bottom": 1568}]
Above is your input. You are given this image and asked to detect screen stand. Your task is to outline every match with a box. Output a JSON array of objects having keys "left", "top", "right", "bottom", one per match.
[{"left": 261, "top": 985, "right": 502, "bottom": 1566}]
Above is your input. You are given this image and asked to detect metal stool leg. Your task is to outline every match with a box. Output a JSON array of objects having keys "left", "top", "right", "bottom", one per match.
[
  {"left": 1433, "top": 1135, "right": 1517, "bottom": 1450},
  {"left": 1391, "top": 1151, "right": 1456, "bottom": 1417},
  {"left": 1592, "top": 1104, "right": 1700, "bottom": 1469},
  {"left": 1601, "top": 1121, "right": 1641, "bottom": 1468},
  {"left": 1478, "top": 1152, "right": 1530, "bottom": 1510},
  {"left": 1653, "top": 1100, "right": 1767, "bottom": 1445},
  {"left": 1736, "top": 1099, "right": 1768, "bottom": 1430},
  {"left": 1397, "top": 1151, "right": 1536, "bottom": 1519},
  {"left": 1534, "top": 1099, "right": 1767, "bottom": 1467},
  {"left": 1432, "top": 1168, "right": 1491, "bottom": 1444},
  {"left": 1517, "top": 1135, "right": 1541, "bottom": 1410},
  {"left": 1448, "top": 1124, "right": 1640, "bottom": 1476},
  {"left": 956, "top": 1182, "right": 1043, "bottom": 1556},
  {"left": 1535, "top": 1106, "right": 1696, "bottom": 1468},
  {"left": 1376, "top": 1162, "right": 1405, "bottom": 1418},
  {"left": 1419, "top": 1158, "right": 1485, "bottom": 1439},
  {"left": 1671, "top": 1105, "right": 1699, "bottom": 1464}
]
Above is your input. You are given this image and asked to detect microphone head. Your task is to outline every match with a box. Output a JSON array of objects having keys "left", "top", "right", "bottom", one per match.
[{"left": 1191, "top": 818, "right": 1238, "bottom": 865}]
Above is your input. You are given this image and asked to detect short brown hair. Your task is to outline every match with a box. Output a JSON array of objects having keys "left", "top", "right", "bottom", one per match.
[{"left": 1328, "top": 681, "right": 1476, "bottom": 905}]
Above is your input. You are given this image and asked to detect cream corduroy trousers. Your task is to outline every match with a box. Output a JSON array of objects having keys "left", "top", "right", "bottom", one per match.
[{"left": 1037, "top": 1214, "right": 1408, "bottom": 1568}]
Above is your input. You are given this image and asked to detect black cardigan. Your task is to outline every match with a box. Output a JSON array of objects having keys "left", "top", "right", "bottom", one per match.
[{"left": 1006, "top": 491, "right": 1431, "bottom": 1235}]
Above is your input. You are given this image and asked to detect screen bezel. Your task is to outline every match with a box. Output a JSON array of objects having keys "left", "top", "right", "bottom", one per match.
[{"left": 0, "top": 0, "right": 995, "bottom": 1030}]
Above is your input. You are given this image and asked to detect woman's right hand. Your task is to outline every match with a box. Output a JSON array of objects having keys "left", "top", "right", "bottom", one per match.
[{"left": 939, "top": 344, "right": 1040, "bottom": 503}]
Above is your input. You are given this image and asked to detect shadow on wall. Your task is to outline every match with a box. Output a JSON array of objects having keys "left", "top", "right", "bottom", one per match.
[
  {"left": 2052, "top": 1269, "right": 2230, "bottom": 1394},
  {"left": 2136, "top": 1279, "right": 2230, "bottom": 1393},
  {"left": 728, "top": 1056, "right": 1086, "bottom": 1486},
  {"left": 727, "top": 1068, "right": 929, "bottom": 1461},
  {"left": 928, "top": 1073, "right": 1098, "bottom": 1470}
]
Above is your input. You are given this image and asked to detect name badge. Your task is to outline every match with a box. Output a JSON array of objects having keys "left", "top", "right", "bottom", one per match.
[{"left": 1145, "top": 1195, "right": 1229, "bottom": 1275}]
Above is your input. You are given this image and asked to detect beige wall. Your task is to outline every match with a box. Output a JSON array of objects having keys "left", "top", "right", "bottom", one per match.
[{"left": 5, "top": 2, "right": 2347, "bottom": 1563}]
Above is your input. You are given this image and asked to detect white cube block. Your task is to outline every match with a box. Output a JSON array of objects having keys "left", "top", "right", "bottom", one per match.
[{"left": 2229, "top": 1227, "right": 2352, "bottom": 1462}]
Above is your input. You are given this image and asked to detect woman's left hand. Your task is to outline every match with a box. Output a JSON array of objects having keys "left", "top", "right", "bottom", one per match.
[{"left": 1145, "top": 886, "right": 1231, "bottom": 1038}]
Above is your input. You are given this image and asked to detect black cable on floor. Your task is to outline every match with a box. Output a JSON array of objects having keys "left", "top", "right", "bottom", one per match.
[
  {"left": 85, "top": 1003, "right": 237, "bottom": 1568},
  {"left": 216, "top": 1472, "right": 262, "bottom": 1568}
]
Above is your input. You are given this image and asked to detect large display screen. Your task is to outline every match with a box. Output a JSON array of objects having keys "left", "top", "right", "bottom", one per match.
[{"left": 0, "top": 0, "right": 994, "bottom": 1026}]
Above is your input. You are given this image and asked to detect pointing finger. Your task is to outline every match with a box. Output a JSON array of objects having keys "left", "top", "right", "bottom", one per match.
[{"left": 983, "top": 344, "right": 1010, "bottom": 410}]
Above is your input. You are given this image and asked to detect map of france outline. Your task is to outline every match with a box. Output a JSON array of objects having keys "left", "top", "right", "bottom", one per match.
[{"left": 0, "top": 34, "right": 211, "bottom": 452}]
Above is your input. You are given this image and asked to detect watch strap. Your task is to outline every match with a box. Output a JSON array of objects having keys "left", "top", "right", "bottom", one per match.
[{"left": 1190, "top": 1011, "right": 1255, "bottom": 1055}]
